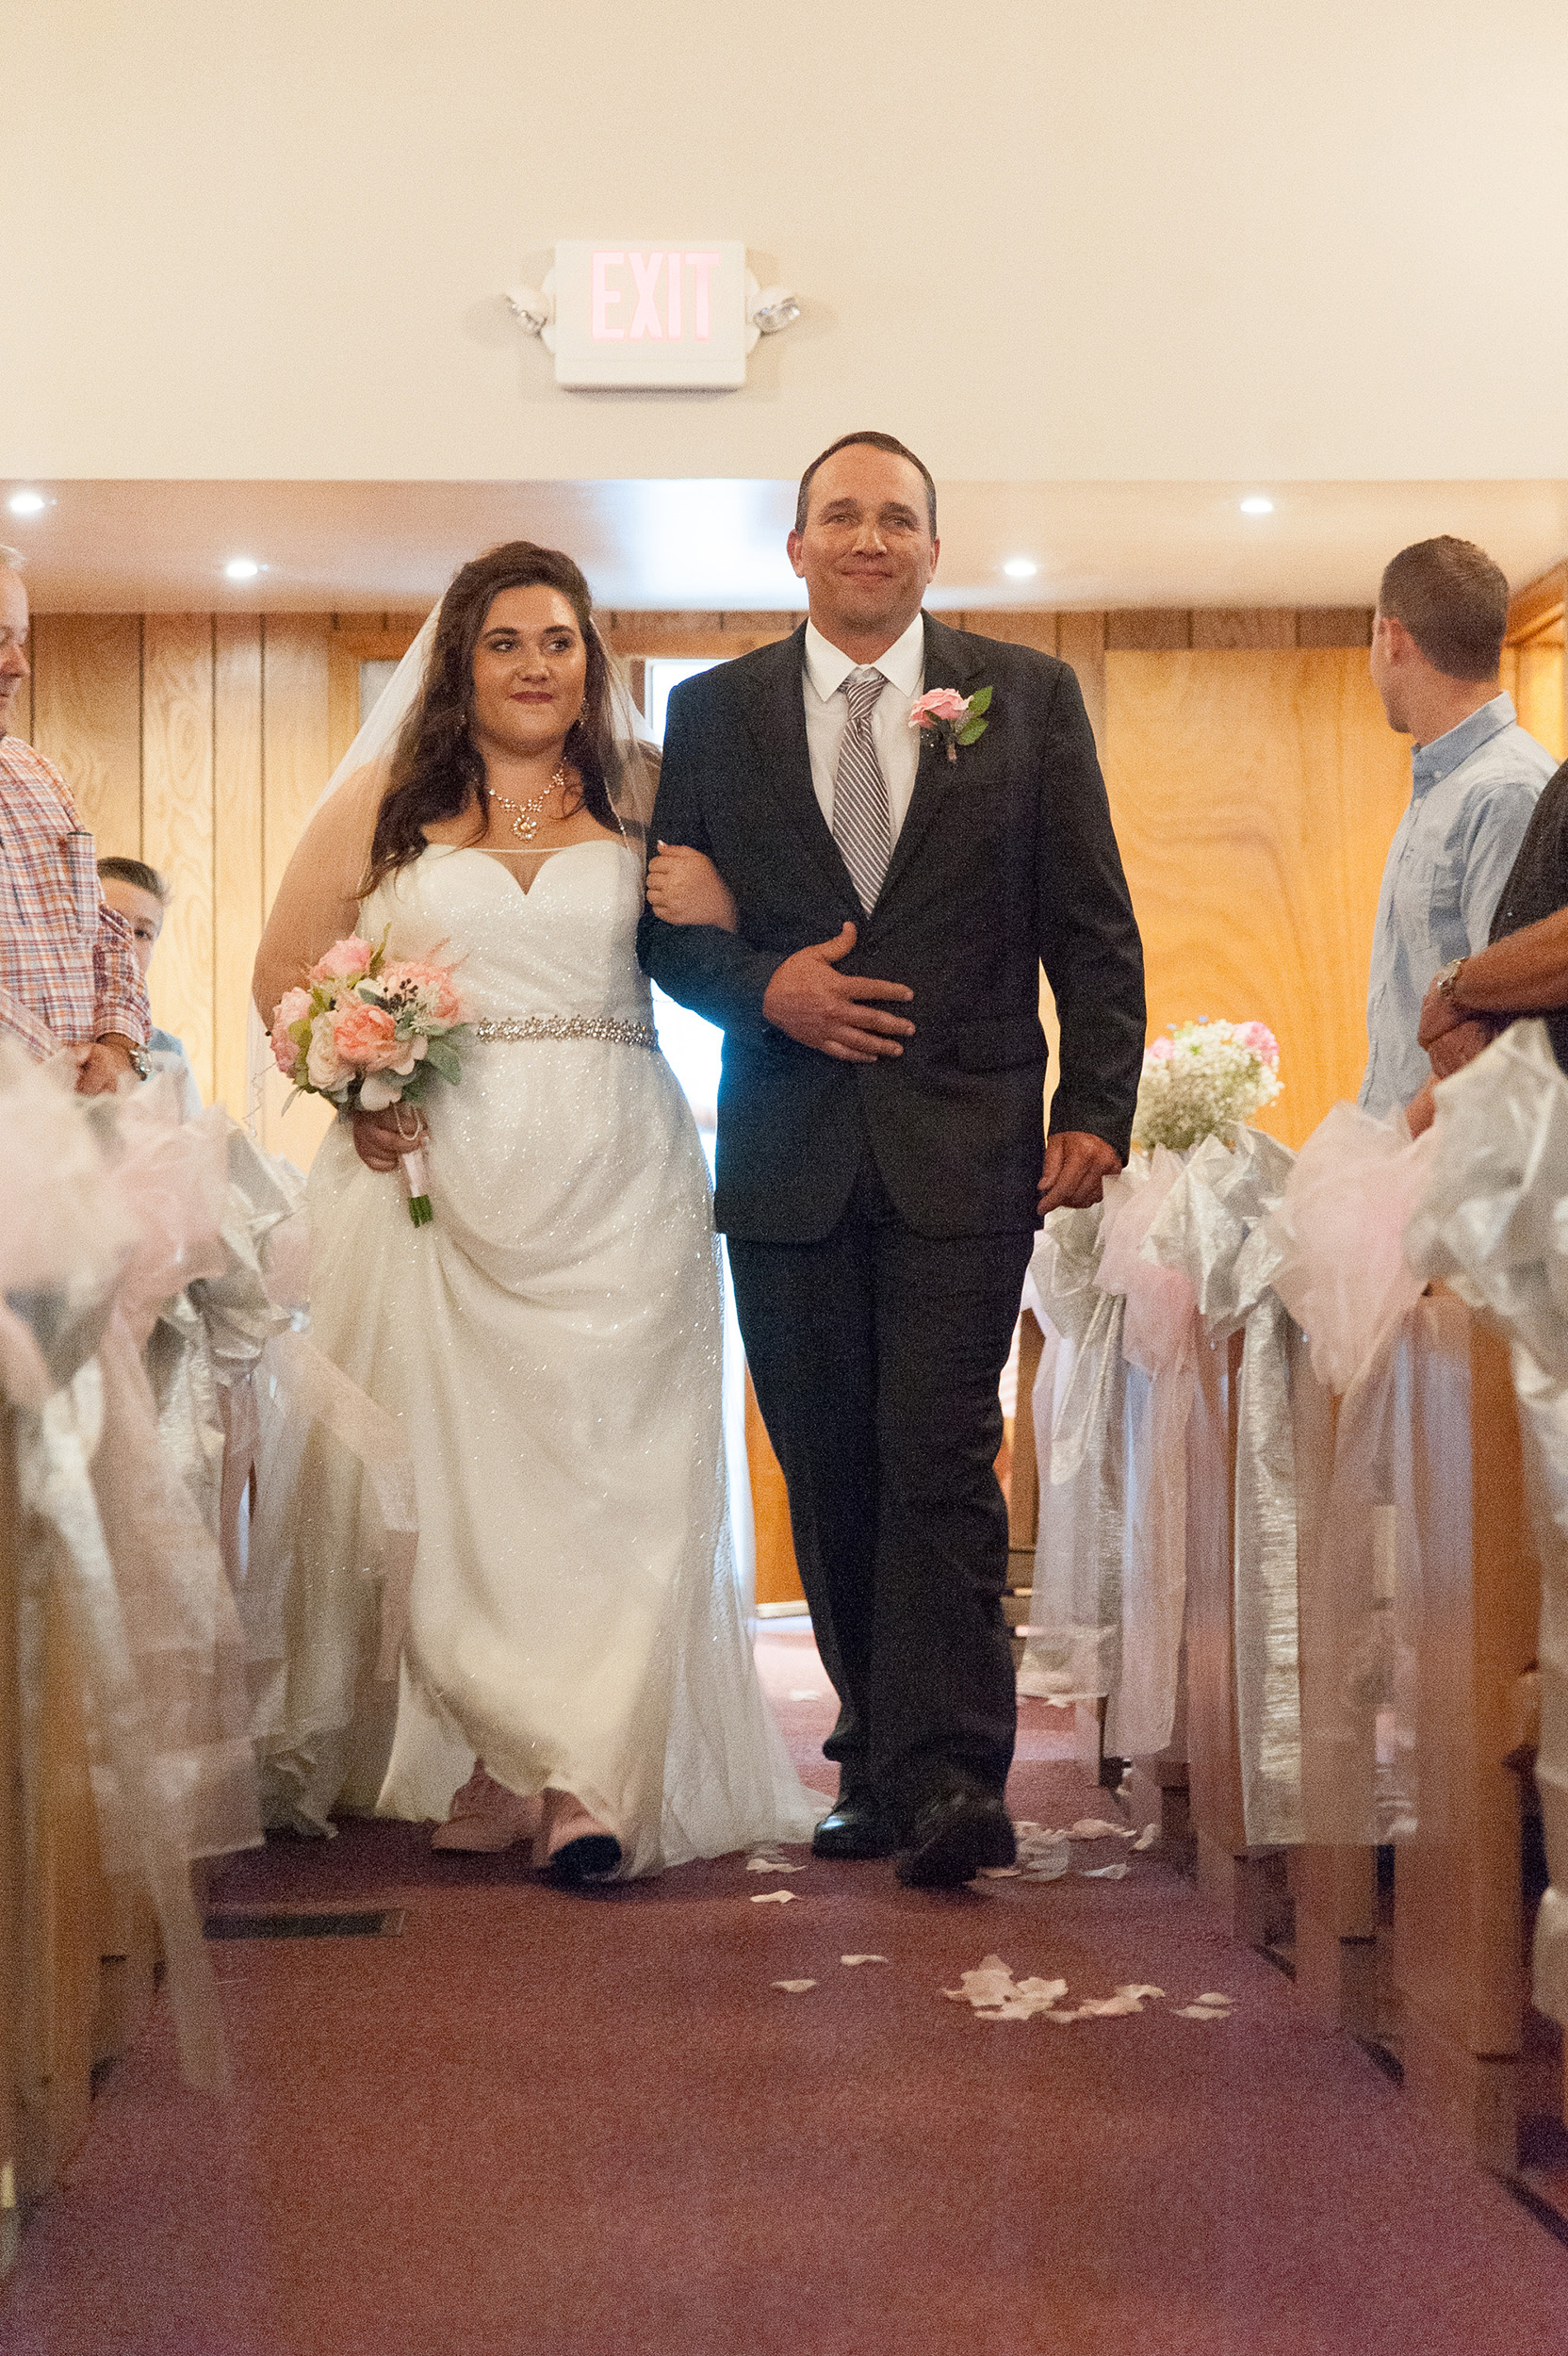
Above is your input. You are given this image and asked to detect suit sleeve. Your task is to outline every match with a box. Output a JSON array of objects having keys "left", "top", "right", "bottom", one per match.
[
  {"left": 635, "top": 684, "right": 787, "bottom": 1039},
  {"left": 1036, "top": 665, "right": 1146, "bottom": 1160}
]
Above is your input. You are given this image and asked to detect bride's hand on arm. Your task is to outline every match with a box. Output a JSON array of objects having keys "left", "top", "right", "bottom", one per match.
[{"left": 645, "top": 843, "right": 739, "bottom": 933}]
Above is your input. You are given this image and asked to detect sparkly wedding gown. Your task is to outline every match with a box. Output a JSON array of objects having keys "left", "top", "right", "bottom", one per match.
[{"left": 295, "top": 839, "right": 824, "bottom": 1873}]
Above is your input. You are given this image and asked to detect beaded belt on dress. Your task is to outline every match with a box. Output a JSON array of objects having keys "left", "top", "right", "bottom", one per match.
[{"left": 472, "top": 1014, "right": 660, "bottom": 1048}]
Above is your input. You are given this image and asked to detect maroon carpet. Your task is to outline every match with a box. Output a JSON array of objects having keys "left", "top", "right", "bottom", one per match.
[{"left": 6, "top": 1631, "right": 1568, "bottom": 2355}]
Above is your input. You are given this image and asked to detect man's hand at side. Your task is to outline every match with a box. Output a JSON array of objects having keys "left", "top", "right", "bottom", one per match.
[
  {"left": 761, "top": 923, "right": 915, "bottom": 1063},
  {"left": 1038, "top": 1130, "right": 1121, "bottom": 1215},
  {"left": 1417, "top": 973, "right": 1469, "bottom": 1054},
  {"left": 74, "top": 1038, "right": 136, "bottom": 1096},
  {"left": 1426, "top": 1014, "right": 1497, "bottom": 1081}
]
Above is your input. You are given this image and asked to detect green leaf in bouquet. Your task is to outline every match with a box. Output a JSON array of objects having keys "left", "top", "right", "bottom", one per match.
[
  {"left": 956, "top": 715, "right": 989, "bottom": 745},
  {"left": 422, "top": 1037, "right": 463, "bottom": 1084},
  {"left": 966, "top": 684, "right": 993, "bottom": 716}
]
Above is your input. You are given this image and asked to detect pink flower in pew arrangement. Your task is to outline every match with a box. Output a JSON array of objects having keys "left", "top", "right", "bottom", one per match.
[
  {"left": 1132, "top": 1018, "right": 1284, "bottom": 1154},
  {"left": 1236, "top": 1020, "right": 1281, "bottom": 1067},
  {"left": 309, "top": 935, "right": 376, "bottom": 984},
  {"left": 909, "top": 683, "right": 993, "bottom": 762}
]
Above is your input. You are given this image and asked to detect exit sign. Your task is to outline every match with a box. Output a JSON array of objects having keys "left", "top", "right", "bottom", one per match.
[{"left": 549, "top": 241, "right": 748, "bottom": 388}]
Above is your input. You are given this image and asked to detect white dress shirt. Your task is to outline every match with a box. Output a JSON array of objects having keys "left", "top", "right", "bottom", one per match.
[{"left": 802, "top": 611, "right": 926, "bottom": 844}]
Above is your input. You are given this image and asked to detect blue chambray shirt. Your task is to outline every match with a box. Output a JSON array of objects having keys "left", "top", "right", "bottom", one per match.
[{"left": 1359, "top": 693, "right": 1556, "bottom": 1117}]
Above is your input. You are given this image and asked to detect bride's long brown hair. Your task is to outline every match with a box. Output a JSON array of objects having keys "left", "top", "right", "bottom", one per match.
[{"left": 366, "top": 542, "right": 622, "bottom": 889}]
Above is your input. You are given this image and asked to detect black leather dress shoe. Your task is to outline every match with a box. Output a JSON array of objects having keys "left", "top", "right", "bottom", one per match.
[
  {"left": 810, "top": 1794, "right": 898, "bottom": 1860},
  {"left": 896, "top": 1790, "right": 1016, "bottom": 1888}
]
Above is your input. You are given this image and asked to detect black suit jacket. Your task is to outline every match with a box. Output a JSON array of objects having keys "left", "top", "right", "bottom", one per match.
[{"left": 637, "top": 614, "right": 1145, "bottom": 1243}]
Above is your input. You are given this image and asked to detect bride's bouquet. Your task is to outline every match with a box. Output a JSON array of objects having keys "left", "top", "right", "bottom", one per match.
[
  {"left": 270, "top": 932, "right": 470, "bottom": 1225},
  {"left": 1132, "top": 1018, "right": 1282, "bottom": 1154}
]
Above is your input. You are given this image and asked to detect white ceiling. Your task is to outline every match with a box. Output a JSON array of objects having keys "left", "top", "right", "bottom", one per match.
[{"left": 7, "top": 478, "right": 1568, "bottom": 615}]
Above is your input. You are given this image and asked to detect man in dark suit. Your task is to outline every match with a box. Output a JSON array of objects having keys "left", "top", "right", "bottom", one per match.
[{"left": 638, "top": 433, "right": 1145, "bottom": 1886}]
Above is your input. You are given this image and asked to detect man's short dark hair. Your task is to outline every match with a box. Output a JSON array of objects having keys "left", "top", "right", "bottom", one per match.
[
  {"left": 97, "top": 855, "right": 169, "bottom": 902},
  {"left": 794, "top": 432, "right": 938, "bottom": 538},
  {"left": 1378, "top": 537, "right": 1511, "bottom": 682}
]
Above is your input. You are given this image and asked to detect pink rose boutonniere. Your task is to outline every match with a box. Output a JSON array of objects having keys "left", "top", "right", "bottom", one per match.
[{"left": 909, "top": 684, "right": 993, "bottom": 763}]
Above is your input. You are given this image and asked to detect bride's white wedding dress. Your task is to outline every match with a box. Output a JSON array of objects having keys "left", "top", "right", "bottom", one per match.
[{"left": 295, "top": 837, "right": 824, "bottom": 1873}]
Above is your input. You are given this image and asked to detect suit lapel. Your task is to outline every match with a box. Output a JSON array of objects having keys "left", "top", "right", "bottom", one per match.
[
  {"left": 874, "top": 614, "right": 988, "bottom": 909},
  {"left": 737, "top": 625, "right": 861, "bottom": 913}
]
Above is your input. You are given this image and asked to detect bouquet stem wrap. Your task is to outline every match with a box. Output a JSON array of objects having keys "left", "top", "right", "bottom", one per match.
[{"left": 400, "top": 1145, "right": 432, "bottom": 1228}]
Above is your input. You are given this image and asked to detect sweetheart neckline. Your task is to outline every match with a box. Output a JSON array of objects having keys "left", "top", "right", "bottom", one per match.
[{"left": 424, "top": 838, "right": 633, "bottom": 901}]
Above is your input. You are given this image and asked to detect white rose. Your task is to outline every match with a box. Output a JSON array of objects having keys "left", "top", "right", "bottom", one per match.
[{"left": 305, "top": 1023, "right": 347, "bottom": 1092}]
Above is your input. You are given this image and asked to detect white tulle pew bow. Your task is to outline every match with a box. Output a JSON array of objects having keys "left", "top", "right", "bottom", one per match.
[
  {"left": 0, "top": 1051, "right": 254, "bottom": 2090},
  {"left": 1143, "top": 1126, "right": 1312, "bottom": 1842},
  {"left": 1403, "top": 1020, "right": 1568, "bottom": 2028}
]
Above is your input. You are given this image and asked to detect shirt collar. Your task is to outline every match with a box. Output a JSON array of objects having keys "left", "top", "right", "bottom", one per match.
[
  {"left": 804, "top": 609, "right": 926, "bottom": 703},
  {"left": 1411, "top": 692, "right": 1516, "bottom": 793}
]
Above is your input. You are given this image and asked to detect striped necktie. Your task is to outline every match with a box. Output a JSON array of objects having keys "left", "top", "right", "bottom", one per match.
[{"left": 832, "top": 666, "right": 891, "bottom": 913}]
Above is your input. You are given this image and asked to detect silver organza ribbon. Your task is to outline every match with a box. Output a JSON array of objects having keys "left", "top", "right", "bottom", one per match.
[
  {"left": 0, "top": 1057, "right": 263, "bottom": 2092},
  {"left": 1019, "top": 1202, "right": 1129, "bottom": 1710},
  {"left": 1266, "top": 1100, "right": 1436, "bottom": 1847},
  {"left": 1145, "top": 1126, "right": 1313, "bottom": 1842},
  {"left": 1403, "top": 1020, "right": 1568, "bottom": 2025}
]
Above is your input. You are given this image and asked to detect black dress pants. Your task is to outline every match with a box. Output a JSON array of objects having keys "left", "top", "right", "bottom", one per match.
[{"left": 727, "top": 1153, "right": 1033, "bottom": 1827}]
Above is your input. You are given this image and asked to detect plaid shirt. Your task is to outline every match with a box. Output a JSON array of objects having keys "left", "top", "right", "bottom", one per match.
[{"left": 0, "top": 733, "right": 150, "bottom": 1058}]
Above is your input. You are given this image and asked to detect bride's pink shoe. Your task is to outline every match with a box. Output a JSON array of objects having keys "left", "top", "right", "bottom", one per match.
[
  {"left": 431, "top": 1765, "right": 544, "bottom": 1852},
  {"left": 537, "top": 1788, "right": 622, "bottom": 1887}
]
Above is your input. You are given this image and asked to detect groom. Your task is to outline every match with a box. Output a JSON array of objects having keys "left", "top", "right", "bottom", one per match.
[{"left": 639, "top": 433, "right": 1145, "bottom": 1885}]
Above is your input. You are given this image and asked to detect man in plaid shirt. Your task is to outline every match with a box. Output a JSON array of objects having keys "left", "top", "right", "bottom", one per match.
[{"left": 1, "top": 554, "right": 150, "bottom": 1091}]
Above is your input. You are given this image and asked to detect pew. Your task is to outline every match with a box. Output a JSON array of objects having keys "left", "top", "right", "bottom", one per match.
[
  {"left": 0, "top": 1399, "right": 160, "bottom": 2274},
  {"left": 1018, "top": 1274, "right": 1560, "bottom": 2180}
]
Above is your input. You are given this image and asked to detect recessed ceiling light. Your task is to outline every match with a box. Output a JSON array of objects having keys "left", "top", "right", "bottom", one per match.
[
  {"left": 8, "top": 491, "right": 47, "bottom": 516},
  {"left": 1239, "top": 496, "right": 1274, "bottom": 517},
  {"left": 224, "top": 557, "right": 263, "bottom": 581},
  {"left": 1003, "top": 557, "right": 1038, "bottom": 580}
]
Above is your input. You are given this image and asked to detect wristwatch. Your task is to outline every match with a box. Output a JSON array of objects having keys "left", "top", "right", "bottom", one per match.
[
  {"left": 98, "top": 1033, "right": 152, "bottom": 1081},
  {"left": 1435, "top": 957, "right": 1469, "bottom": 1005}
]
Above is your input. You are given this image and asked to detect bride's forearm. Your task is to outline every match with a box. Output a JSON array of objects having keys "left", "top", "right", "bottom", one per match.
[{"left": 253, "top": 767, "right": 382, "bottom": 1017}]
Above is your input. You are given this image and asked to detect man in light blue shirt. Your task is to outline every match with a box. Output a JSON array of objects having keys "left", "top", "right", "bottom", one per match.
[{"left": 1359, "top": 535, "right": 1556, "bottom": 1118}]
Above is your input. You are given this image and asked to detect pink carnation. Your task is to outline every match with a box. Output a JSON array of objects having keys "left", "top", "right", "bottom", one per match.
[
  {"left": 909, "top": 688, "right": 971, "bottom": 728},
  {"left": 1145, "top": 1036, "right": 1176, "bottom": 1063},
  {"left": 331, "top": 1000, "right": 402, "bottom": 1071},
  {"left": 309, "top": 936, "right": 375, "bottom": 984},
  {"left": 1237, "top": 1021, "right": 1280, "bottom": 1066}
]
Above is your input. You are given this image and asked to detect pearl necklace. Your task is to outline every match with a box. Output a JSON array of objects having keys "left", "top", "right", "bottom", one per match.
[{"left": 494, "top": 764, "right": 569, "bottom": 844}]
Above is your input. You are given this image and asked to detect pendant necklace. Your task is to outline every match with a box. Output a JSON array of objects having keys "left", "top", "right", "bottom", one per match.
[{"left": 496, "top": 764, "right": 568, "bottom": 845}]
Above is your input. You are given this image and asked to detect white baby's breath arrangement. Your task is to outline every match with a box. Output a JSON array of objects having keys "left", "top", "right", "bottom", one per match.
[{"left": 1132, "top": 1019, "right": 1283, "bottom": 1155}]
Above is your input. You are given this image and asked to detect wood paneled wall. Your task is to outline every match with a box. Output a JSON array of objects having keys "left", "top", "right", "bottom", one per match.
[
  {"left": 16, "top": 613, "right": 423, "bottom": 1157},
  {"left": 15, "top": 587, "right": 1564, "bottom": 1162}
]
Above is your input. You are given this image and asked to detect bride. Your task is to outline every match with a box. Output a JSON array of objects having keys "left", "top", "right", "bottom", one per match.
[{"left": 252, "top": 541, "right": 824, "bottom": 1883}]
